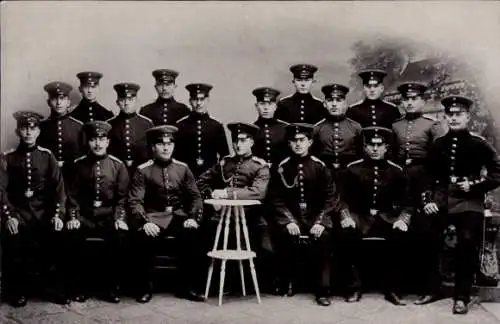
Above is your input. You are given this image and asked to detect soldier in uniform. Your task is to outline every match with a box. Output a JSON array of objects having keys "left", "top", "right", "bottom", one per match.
[
  {"left": 267, "top": 123, "right": 336, "bottom": 306},
  {"left": 139, "top": 69, "right": 191, "bottom": 126},
  {"left": 65, "top": 121, "right": 130, "bottom": 303},
  {"left": 337, "top": 126, "right": 411, "bottom": 306},
  {"left": 71, "top": 71, "right": 114, "bottom": 123},
  {"left": 252, "top": 87, "right": 289, "bottom": 168},
  {"left": 390, "top": 82, "right": 445, "bottom": 305},
  {"left": 312, "top": 83, "right": 362, "bottom": 174},
  {"left": 421, "top": 96, "right": 500, "bottom": 314},
  {"left": 275, "top": 64, "right": 327, "bottom": 124},
  {"left": 174, "top": 83, "right": 229, "bottom": 178},
  {"left": 347, "top": 69, "right": 402, "bottom": 129},
  {"left": 129, "top": 125, "right": 205, "bottom": 303},
  {"left": 38, "top": 81, "right": 83, "bottom": 179},
  {"left": 107, "top": 82, "right": 154, "bottom": 174},
  {"left": 1, "top": 111, "right": 68, "bottom": 307}
]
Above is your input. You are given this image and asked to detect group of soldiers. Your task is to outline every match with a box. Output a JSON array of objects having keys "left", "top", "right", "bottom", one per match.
[{"left": 1, "top": 63, "right": 500, "bottom": 316}]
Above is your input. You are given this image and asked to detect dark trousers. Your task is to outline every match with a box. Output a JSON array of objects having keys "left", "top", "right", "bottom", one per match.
[
  {"left": 275, "top": 226, "right": 331, "bottom": 296},
  {"left": 336, "top": 218, "right": 407, "bottom": 294},
  {"left": 66, "top": 225, "right": 129, "bottom": 295},
  {"left": 1, "top": 224, "right": 67, "bottom": 298},
  {"left": 134, "top": 217, "right": 202, "bottom": 293},
  {"left": 413, "top": 211, "right": 483, "bottom": 303}
]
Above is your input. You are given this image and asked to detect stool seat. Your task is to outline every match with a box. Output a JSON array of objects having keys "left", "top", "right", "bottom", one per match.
[
  {"left": 362, "top": 237, "right": 387, "bottom": 241},
  {"left": 204, "top": 199, "right": 261, "bottom": 207},
  {"left": 208, "top": 250, "right": 256, "bottom": 260}
]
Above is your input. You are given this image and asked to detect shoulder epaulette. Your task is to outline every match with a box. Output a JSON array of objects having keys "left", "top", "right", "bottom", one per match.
[
  {"left": 382, "top": 100, "right": 397, "bottom": 107},
  {"left": 347, "top": 159, "right": 363, "bottom": 168},
  {"left": 312, "top": 95, "right": 323, "bottom": 102},
  {"left": 310, "top": 155, "right": 326, "bottom": 167},
  {"left": 470, "top": 132, "right": 486, "bottom": 141},
  {"left": 349, "top": 100, "right": 363, "bottom": 108},
  {"left": 278, "top": 157, "right": 290, "bottom": 167},
  {"left": 276, "top": 119, "right": 289, "bottom": 125},
  {"left": 105, "top": 116, "right": 116, "bottom": 123},
  {"left": 138, "top": 160, "right": 154, "bottom": 170},
  {"left": 422, "top": 114, "right": 437, "bottom": 121},
  {"left": 74, "top": 155, "right": 87, "bottom": 163},
  {"left": 172, "top": 158, "right": 187, "bottom": 167},
  {"left": 346, "top": 117, "right": 362, "bottom": 127},
  {"left": 393, "top": 116, "right": 405, "bottom": 124},
  {"left": 108, "top": 154, "right": 124, "bottom": 164},
  {"left": 279, "top": 94, "right": 293, "bottom": 101},
  {"left": 2, "top": 148, "right": 15, "bottom": 155},
  {"left": 176, "top": 115, "right": 190, "bottom": 124},
  {"left": 137, "top": 114, "right": 153, "bottom": 123},
  {"left": 388, "top": 160, "right": 403, "bottom": 171},
  {"left": 251, "top": 156, "right": 268, "bottom": 166},
  {"left": 37, "top": 146, "right": 53, "bottom": 154},
  {"left": 314, "top": 118, "right": 326, "bottom": 127}
]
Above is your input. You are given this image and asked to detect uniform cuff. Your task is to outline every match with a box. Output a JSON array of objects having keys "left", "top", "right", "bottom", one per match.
[{"left": 398, "top": 211, "right": 411, "bottom": 225}]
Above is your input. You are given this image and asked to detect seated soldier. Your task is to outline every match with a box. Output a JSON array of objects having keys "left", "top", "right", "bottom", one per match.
[
  {"left": 266, "top": 123, "right": 336, "bottom": 307},
  {"left": 337, "top": 126, "right": 412, "bottom": 306},
  {"left": 129, "top": 125, "right": 204, "bottom": 303},
  {"left": 197, "top": 122, "right": 271, "bottom": 292},
  {"left": 1, "top": 111, "right": 68, "bottom": 307},
  {"left": 66, "top": 121, "right": 130, "bottom": 303}
]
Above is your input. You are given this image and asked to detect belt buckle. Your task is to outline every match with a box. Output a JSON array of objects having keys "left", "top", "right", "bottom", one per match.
[
  {"left": 196, "top": 158, "right": 204, "bottom": 166},
  {"left": 57, "top": 161, "right": 64, "bottom": 167},
  {"left": 165, "top": 206, "right": 173, "bottom": 213},
  {"left": 450, "top": 176, "right": 458, "bottom": 184},
  {"left": 405, "top": 158, "right": 412, "bottom": 166},
  {"left": 25, "top": 189, "right": 34, "bottom": 198},
  {"left": 93, "top": 200, "right": 102, "bottom": 208},
  {"left": 370, "top": 208, "right": 378, "bottom": 216},
  {"left": 299, "top": 202, "right": 307, "bottom": 212},
  {"left": 333, "top": 163, "right": 340, "bottom": 169},
  {"left": 126, "top": 160, "right": 133, "bottom": 167}
]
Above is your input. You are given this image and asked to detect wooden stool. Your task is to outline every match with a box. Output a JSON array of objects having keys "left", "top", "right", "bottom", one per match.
[{"left": 204, "top": 199, "right": 261, "bottom": 306}]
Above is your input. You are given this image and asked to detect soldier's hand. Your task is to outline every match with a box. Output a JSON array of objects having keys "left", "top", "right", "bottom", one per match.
[
  {"left": 143, "top": 222, "right": 160, "bottom": 237},
  {"left": 183, "top": 219, "right": 199, "bottom": 229},
  {"left": 51, "top": 216, "right": 64, "bottom": 231},
  {"left": 423, "top": 203, "right": 439, "bottom": 215},
  {"left": 212, "top": 189, "right": 228, "bottom": 199},
  {"left": 6, "top": 217, "right": 19, "bottom": 235},
  {"left": 115, "top": 220, "right": 129, "bottom": 231},
  {"left": 393, "top": 220, "right": 408, "bottom": 232},
  {"left": 310, "top": 224, "right": 325, "bottom": 238},
  {"left": 341, "top": 217, "right": 356, "bottom": 229},
  {"left": 457, "top": 179, "right": 471, "bottom": 192},
  {"left": 67, "top": 219, "right": 81, "bottom": 230},
  {"left": 213, "top": 204, "right": 222, "bottom": 212},
  {"left": 286, "top": 222, "right": 301, "bottom": 236}
]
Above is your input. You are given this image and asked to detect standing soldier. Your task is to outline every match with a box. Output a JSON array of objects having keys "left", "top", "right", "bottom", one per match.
[
  {"left": 71, "top": 71, "right": 114, "bottom": 123},
  {"left": 252, "top": 87, "right": 289, "bottom": 168},
  {"left": 1, "top": 111, "right": 68, "bottom": 307},
  {"left": 421, "top": 96, "right": 500, "bottom": 314},
  {"left": 275, "top": 64, "right": 327, "bottom": 124},
  {"left": 267, "top": 123, "right": 336, "bottom": 306},
  {"left": 39, "top": 81, "right": 83, "bottom": 178},
  {"left": 140, "top": 69, "right": 191, "bottom": 126},
  {"left": 337, "top": 126, "right": 411, "bottom": 306},
  {"left": 66, "top": 121, "right": 130, "bottom": 304},
  {"left": 174, "top": 83, "right": 229, "bottom": 178},
  {"left": 312, "top": 83, "right": 362, "bottom": 174},
  {"left": 129, "top": 125, "right": 205, "bottom": 303},
  {"left": 107, "top": 82, "right": 153, "bottom": 174},
  {"left": 347, "top": 69, "right": 401, "bottom": 129}
]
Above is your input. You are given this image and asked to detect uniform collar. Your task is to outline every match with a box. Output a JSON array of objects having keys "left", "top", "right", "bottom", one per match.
[
  {"left": 88, "top": 153, "right": 108, "bottom": 161},
  {"left": 235, "top": 153, "right": 253, "bottom": 162},
  {"left": 16, "top": 143, "right": 38, "bottom": 153},
  {"left": 290, "top": 154, "right": 311, "bottom": 164},
  {"left": 325, "top": 114, "right": 346, "bottom": 122},
  {"left": 255, "top": 117, "right": 277, "bottom": 126},
  {"left": 155, "top": 97, "right": 175, "bottom": 104},
  {"left": 447, "top": 129, "right": 470, "bottom": 139},
  {"left": 293, "top": 92, "right": 312, "bottom": 100},
  {"left": 49, "top": 112, "right": 70, "bottom": 120},
  {"left": 363, "top": 98, "right": 382, "bottom": 104},
  {"left": 118, "top": 111, "right": 137, "bottom": 119},
  {"left": 363, "top": 157, "right": 388, "bottom": 167},
  {"left": 190, "top": 112, "right": 210, "bottom": 121},
  {"left": 154, "top": 158, "right": 173, "bottom": 167},
  {"left": 405, "top": 112, "right": 422, "bottom": 120},
  {"left": 80, "top": 98, "right": 99, "bottom": 107}
]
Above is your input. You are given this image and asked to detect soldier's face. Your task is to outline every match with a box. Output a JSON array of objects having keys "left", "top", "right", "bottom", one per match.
[
  {"left": 293, "top": 78, "right": 314, "bottom": 94},
  {"left": 79, "top": 84, "right": 99, "bottom": 102},
  {"left": 190, "top": 95, "right": 209, "bottom": 114},
  {"left": 152, "top": 141, "right": 175, "bottom": 160},
  {"left": 48, "top": 95, "right": 71, "bottom": 116},
  {"left": 364, "top": 83, "right": 384, "bottom": 100},
  {"left": 16, "top": 125, "right": 40, "bottom": 146},
  {"left": 289, "top": 134, "right": 312, "bottom": 157},
  {"left": 324, "top": 96, "right": 347, "bottom": 116},
  {"left": 233, "top": 134, "right": 254, "bottom": 156},
  {"left": 88, "top": 136, "right": 109, "bottom": 156},
  {"left": 402, "top": 95, "right": 425, "bottom": 113},
  {"left": 364, "top": 142, "right": 387, "bottom": 160},
  {"left": 117, "top": 96, "right": 138, "bottom": 114},
  {"left": 155, "top": 82, "right": 176, "bottom": 99},
  {"left": 255, "top": 101, "right": 277, "bottom": 119},
  {"left": 445, "top": 111, "right": 470, "bottom": 131}
]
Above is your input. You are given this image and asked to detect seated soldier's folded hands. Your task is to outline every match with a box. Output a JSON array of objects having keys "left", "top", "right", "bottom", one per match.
[
  {"left": 115, "top": 219, "right": 128, "bottom": 231},
  {"left": 143, "top": 222, "right": 160, "bottom": 237},
  {"left": 310, "top": 223, "right": 325, "bottom": 238},
  {"left": 286, "top": 222, "right": 301, "bottom": 236},
  {"left": 67, "top": 218, "right": 81, "bottom": 230},
  {"left": 5, "top": 216, "right": 19, "bottom": 235}
]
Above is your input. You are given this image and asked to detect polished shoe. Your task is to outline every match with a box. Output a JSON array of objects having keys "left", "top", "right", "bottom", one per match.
[
  {"left": 73, "top": 294, "right": 88, "bottom": 303},
  {"left": 345, "top": 291, "right": 362, "bottom": 303},
  {"left": 315, "top": 295, "right": 331, "bottom": 307},
  {"left": 414, "top": 294, "right": 441, "bottom": 305},
  {"left": 106, "top": 291, "right": 121, "bottom": 304},
  {"left": 136, "top": 292, "right": 153, "bottom": 304},
  {"left": 384, "top": 292, "right": 406, "bottom": 306},
  {"left": 51, "top": 293, "right": 71, "bottom": 305},
  {"left": 176, "top": 290, "right": 206, "bottom": 302},
  {"left": 10, "top": 296, "right": 27, "bottom": 308},
  {"left": 277, "top": 281, "right": 294, "bottom": 297},
  {"left": 452, "top": 300, "right": 468, "bottom": 315}
]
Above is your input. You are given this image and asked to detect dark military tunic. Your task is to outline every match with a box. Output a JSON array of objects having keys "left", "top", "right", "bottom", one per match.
[
  {"left": 347, "top": 98, "right": 402, "bottom": 129},
  {"left": 38, "top": 113, "right": 83, "bottom": 169},
  {"left": 253, "top": 117, "right": 289, "bottom": 167},
  {"left": 71, "top": 99, "right": 114, "bottom": 123},
  {"left": 140, "top": 97, "right": 190, "bottom": 126},
  {"left": 174, "top": 112, "right": 229, "bottom": 178},
  {"left": 275, "top": 93, "right": 327, "bottom": 124},
  {"left": 107, "top": 112, "right": 154, "bottom": 173},
  {"left": 312, "top": 115, "right": 362, "bottom": 171}
]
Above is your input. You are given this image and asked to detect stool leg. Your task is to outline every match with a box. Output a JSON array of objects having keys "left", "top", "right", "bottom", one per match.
[
  {"left": 205, "top": 206, "right": 229, "bottom": 299},
  {"left": 204, "top": 259, "right": 214, "bottom": 299},
  {"left": 218, "top": 206, "right": 232, "bottom": 306},
  {"left": 235, "top": 205, "right": 246, "bottom": 296},
  {"left": 240, "top": 207, "right": 261, "bottom": 303}
]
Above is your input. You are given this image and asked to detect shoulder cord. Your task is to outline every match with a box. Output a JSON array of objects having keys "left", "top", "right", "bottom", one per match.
[
  {"left": 278, "top": 167, "right": 297, "bottom": 189},
  {"left": 161, "top": 166, "right": 171, "bottom": 206},
  {"left": 220, "top": 160, "right": 234, "bottom": 187}
]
